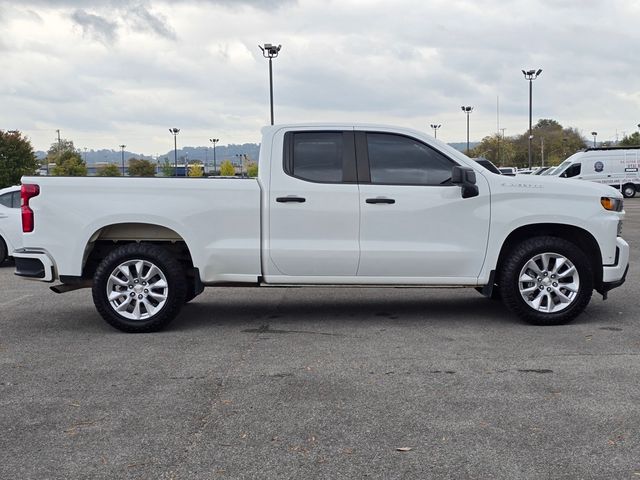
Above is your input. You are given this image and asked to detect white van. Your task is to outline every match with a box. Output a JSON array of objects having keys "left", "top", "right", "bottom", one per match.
[{"left": 549, "top": 147, "right": 640, "bottom": 197}]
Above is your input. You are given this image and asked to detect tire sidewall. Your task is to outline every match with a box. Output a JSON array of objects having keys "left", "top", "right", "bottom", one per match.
[
  {"left": 92, "top": 244, "right": 186, "bottom": 332},
  {"left": 623, "top": 184, "right": 636, "bottom": 198},
  {"left": 500, "top": 237, "right": 593, "bottom": 325}
]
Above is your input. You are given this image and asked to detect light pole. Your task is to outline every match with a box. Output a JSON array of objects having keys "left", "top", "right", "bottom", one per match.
[
  {"left": 235, "top": 153, "right": 247, "bottom": 177},
  {"left": 259, "top": 43, "right": 281, "bottom": 125},
  {"left": 209, "top": 138, "right": 219, "bottom": 175},
  {"left": 119, "top": 144, "right": 126, "bottom": 175},
  {"left": 460, "top": 106, "right": 473, "bottom": 153},
  {"left": 169, "top": 128, "right": 180, "bottom": 176},
  {"left": 591, "top": 131, "right": 597, "bottom": 148},
  {"left": 522, "top": 68, "right": 542, "bottom": 169},
  {"left": 430, "top": 124, "right": 441, "bottom": 139}
]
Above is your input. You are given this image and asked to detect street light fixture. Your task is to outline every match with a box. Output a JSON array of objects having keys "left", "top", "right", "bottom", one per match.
[
  {"left": 460, "top": 106, "right": 473, "bottom": 153},
  {"left": 209, "top": 138, "right": 219, "bottom": 175},
  {"left": 258, "top": 43, "right": 281, "bottom": 126},
  {"left": 591, "top": 131, "right": 598, "bottom": 148},
  {"left": 119, "top": 144, "right": 126, "bottom": 176},
  {"left": 522, "top": 68, "right": 542, "bottom": 169},
  {"left": 169, "top": 128, "right": 180, "bottom": 177},
  {"left": 430, "top": 124, "right": 441, "bottom": 139}
]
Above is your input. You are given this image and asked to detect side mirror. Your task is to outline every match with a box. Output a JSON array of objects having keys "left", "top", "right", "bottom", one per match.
[{"left": 451, "top": 166, "right": 479, "bottom": 198}]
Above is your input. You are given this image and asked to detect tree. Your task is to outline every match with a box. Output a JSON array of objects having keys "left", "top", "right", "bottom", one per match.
[
  {"left": 160, "top": 158, "right": 174, "bottom": 177},
  {"left": 97, "top": 164, "right": 121, "bottom": 176},
  {"left": 468, "top": 134, "right": 516, "bottom": 167},
  {"left": 510, "top": 119, "right": 586, "bottom": 167},
  {"left": 188, "top": 161, "right": 204, "bottom": 177},
  {"left": 219, "top": 160, "right": 235, "bottom": 176},
  {"left": 620, "top": 132, "right": 640, "bottom": 147},
  {"left": 0, "top": 130, "right": 39, "bottom": 188},
  {"left": 51, "top": 150, "right": 87, "bottom": 176},
  {"left": 246, "top": 162, "right": 258, "bottom": 177},
  {"left": 128, "top": 158, "right": 156, "bottom": 176}
]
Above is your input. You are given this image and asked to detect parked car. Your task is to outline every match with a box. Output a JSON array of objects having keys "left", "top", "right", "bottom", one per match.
[
  {"left": 0, "top": 185, "right": 22, "bottom": 264},
  {"left": 15, "top": 124, "right": 628, "bottom": 332},
  {"left": 473, "top": 158, "right": 501, "bottom": 174},
  {"left": 548, "top": 146, "right": 640, "bottom": 198}
]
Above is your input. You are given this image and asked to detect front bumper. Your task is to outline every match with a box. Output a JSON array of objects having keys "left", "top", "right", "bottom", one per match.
[
  {"left": 598, "top": 237, "right": 629, "bottom": 296},
  {"left": 13, "top": 249, "right": 56, "bottom": 282}
]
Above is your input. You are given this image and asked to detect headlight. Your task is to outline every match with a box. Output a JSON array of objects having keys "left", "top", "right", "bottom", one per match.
[{"left": 601, "top": 197, "right": 623, "bottom": 212}]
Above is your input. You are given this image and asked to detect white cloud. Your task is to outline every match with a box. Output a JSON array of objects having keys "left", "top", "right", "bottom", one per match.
[{"left": 1, "top": 0, "right": 639, "bottom": 153}]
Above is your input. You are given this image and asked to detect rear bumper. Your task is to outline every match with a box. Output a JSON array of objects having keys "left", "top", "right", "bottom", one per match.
[{"left": 13, "top": 249, "right": 56, "bottom": 282}]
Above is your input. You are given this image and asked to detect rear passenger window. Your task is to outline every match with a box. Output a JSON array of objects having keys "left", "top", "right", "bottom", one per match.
[
  {"left": 288, "top": 132, "right": 344, "bottom": 183},
  {"left": 0, "top": 193, "right": 12, "bottom": 208},
  {"left": 12, "top": 191, "right": 20, "bottom": 208}
]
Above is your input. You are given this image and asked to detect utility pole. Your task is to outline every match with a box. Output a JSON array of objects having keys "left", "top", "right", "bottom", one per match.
[
  {"left": 119, "top": 144, "right": 126, "bottom": 175},
  {"left": 209, "top": 138, "right": 219, "bottom": 175}
]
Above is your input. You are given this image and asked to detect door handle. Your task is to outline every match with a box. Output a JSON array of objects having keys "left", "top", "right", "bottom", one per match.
[
  {"left": 366, "top": 197, "right": 395, "bottom": 204},
  {"left": 276, "top": 196, "right": 306, "bottom": 203},
  {"left": 0, "top": 214, "right": 7, "bottom": 219}
]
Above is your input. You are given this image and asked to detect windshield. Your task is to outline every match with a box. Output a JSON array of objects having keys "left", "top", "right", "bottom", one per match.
[
  {"left": 549, "top": 160, "right": 572, "bottom": 176},
  {"left": 541, "top": 167, "right": 556, "bottom": 175}
]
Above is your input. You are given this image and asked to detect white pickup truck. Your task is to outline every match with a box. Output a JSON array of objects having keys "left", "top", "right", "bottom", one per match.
[{"left": 15, "top": 124, "right": 629, "bottom": 332}]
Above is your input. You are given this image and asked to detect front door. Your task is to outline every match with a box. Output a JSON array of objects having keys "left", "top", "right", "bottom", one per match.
[{"left": 356, "top": 131, "right": 490, "bottom": 280}]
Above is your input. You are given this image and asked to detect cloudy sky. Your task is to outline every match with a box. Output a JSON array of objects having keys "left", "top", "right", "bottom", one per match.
[{"left": 1, "top": 0, "right": 639, "bottom": 154}]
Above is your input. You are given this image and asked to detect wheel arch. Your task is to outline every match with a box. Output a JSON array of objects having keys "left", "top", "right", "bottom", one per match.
[
  {"left": 80, "top": 222, "right": 196, "bottom": 281},
  {"left": 495, "top": 223, "right": 603, "bottom": 291}
]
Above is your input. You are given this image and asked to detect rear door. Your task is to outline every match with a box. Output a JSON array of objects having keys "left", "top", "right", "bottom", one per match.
[
  {"left": 356, "top": 131, "right": 490, "bottom": 280},
  {"left": 266, "top": 130, "right": 360, "bottom": 277}
]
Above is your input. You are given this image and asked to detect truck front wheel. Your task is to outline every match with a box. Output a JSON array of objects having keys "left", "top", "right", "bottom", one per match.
[
  {"left": 92, "top": 243, "right": 187, "bottom": 333},
  {"left": 499, "top": 236, "right": 593, "bottom": 325}
]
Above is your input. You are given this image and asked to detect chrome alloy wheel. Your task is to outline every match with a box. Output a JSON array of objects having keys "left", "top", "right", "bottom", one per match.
[
  {"left": 518, "top": 252, "right": 580, "bottom": 313},
  {"left": 106, "top": 259, "right": 168, "bottom": 320}
]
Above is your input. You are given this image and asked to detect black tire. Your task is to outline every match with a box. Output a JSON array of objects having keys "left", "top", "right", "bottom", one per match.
[
  {"left": 0, "top": 237, "right": 6, "bottom": 264},
  {"left": 622, "top": 183, "right": 636, "bottom": 199},
  {"left": 499, "top": 236, "right": 593, "bottom": 326},
  {"left": 92, "top": 243, "right": 187, "bottom": 333}
]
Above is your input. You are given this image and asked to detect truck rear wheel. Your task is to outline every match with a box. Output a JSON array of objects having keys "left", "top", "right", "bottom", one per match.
[
  {"left": 499, "top": 236, "right": 593, "bottom": 326},
  {"left": 92, "top": 243, "right": 187, "bottom": 333},
  {"left": 622, "top": 183, "right": 636, "bottom": 198}
]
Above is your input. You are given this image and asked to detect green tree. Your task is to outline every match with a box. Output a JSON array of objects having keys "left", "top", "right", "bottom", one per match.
[
  {"left": 188, "top": 161, "right": 204, "bottom": 177},
  {"left": 160, "top": 158, "right": 174, "bottom": 177},
  {"left": 468, "top": 134, "right": 516, "bottom": 167},
  {"left": 620, "top": 132, "right": 640, "bottom": 147},
  {"left": 246, "top": 162, "right": 258, "bottom": 177},
  {"left": 51, "top": 150, "right": 87, "bottom": 176},
  {"left": 511, "top": 119, "right": 586, "bottom": 167},
  {"left": 128, "top": 158, "right": 156, "bottom": 176},
  {"left": 219, "top": 160, "right": 235, "bottom": 176},
  {"left": 97, "top": 164, "right": 121, "bottom": 176},
  {"left": 0, "top": 130, "right": 39, "bottom": 188}
]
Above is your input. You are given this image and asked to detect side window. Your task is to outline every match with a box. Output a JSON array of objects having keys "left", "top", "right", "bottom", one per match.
[
  {"left": 288, "top": 132, "right": 344, "bottom": 183},
  {"left": 0, "top": 193, "right": 11, "bottom": 208},
  {"left": 366, "top": 133, "right": 455, "bottom": 185},
  {"left": 562, "top": 163, "right": 581, "bottom": 178},
  {"left": 12, "top": 191, "right": 21, "bottom": 208}
]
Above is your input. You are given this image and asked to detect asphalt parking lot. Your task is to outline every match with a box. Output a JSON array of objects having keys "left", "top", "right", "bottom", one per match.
[{"left": 1, "top": 200, "right": 639, "bottom": 480}]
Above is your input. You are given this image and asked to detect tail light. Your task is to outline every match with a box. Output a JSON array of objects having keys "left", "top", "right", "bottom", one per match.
[{"left": 21, "top": 184, "right": 40, "bottom": 233}]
